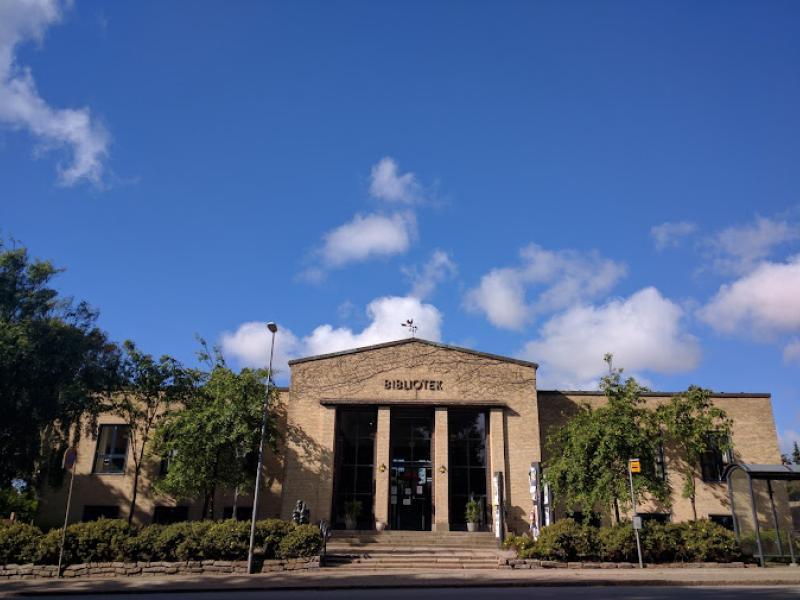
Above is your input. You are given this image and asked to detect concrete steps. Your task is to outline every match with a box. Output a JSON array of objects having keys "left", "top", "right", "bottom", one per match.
[{"left": 324, "top": 530, "right": 507, "bottom": 570}]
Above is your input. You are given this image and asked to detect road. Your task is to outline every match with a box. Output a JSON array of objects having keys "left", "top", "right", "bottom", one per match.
[{"left": 19, "top": 587, "right": 800, "bottom": 600}]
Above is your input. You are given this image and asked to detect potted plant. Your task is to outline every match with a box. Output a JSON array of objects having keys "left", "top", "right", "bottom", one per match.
[
  {"left": 344, "top": 499, "right": 362, "bottom": 530},
  {"left": 375, "top": 519, "right": 387, "bottom": 531},
  {"left": 465, "top": 498, "right": 481, "bottom": 532}
]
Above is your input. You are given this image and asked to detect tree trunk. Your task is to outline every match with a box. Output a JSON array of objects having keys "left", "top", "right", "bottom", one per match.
[
  {"left": 613, "top": 498, "right": 620, "bottom": 524},
  {"left": 690, "top": 474, "right": 697, "bottom": 521},
  {"left": 201, "top": 491, "right": 211, "bottom": 520},
  {"left": 128, "top": 444, "right": 146, "bottom": 526}
]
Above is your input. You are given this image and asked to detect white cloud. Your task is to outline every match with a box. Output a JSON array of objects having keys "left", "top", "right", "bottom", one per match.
[
  {"left": 521, "top": 287, "right": 701, "bottom": 388},
  {"left": 221, "top": 296, "right": 443, "bottom": 379},
  {"left": 779, "top": 429, "right": 800, "bottom": 457},
  {"left": 0, "top": 0, "right": 109, "bottom": 186},
  {"left": 784, "top": 339, "right": 800, "bottom": 365},
  {"left": 706, "top": 216, "right": 799, "bottom": 275},
  {"left": 318, "top": 211, "right": 416, "bottom": 268},
  {"left": 369, "top": 157, "right": 421, "bottom": 204},
  {"left": 650, "top": 221, "right": 696, "bottom": 250},
  {"left": 404, "top": 250, "right": 457, "bottom": 300},
  {"left": 465, "top": 244, "right": 627, "bottom": 330},
  {"left": 698, "top": 256, "right": 800, "bottom": 338}
]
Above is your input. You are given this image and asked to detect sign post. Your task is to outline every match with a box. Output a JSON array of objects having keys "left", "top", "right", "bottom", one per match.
[
  {"left": 57, "top": 448, "right": 77, "bottom": 578},
  {"left": 628, "top": 458, "right": 644, "bottom": 569}
]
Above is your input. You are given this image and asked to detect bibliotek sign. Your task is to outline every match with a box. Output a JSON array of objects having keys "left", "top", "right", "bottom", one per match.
[{"left": 385, "top": 379, "right": 444, "bottom": 391}]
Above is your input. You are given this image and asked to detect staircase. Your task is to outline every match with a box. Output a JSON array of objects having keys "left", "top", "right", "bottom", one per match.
[{"left": 323, "top": 530, "right": 509, "bottom": 570}]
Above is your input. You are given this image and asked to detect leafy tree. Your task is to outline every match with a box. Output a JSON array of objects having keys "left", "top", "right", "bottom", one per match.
[
  {"left": 151, "top": 346, "right": 276, "bottom": 519},
  {"left": 111, "top": 340, "right": 197, "bottom": 524},
  {"left": 656, "top": 386, "right": 732, "bottom": 521},
  {"left": 793, "top": 442, "right": 800, "bottom": 465},
  {"left": 545, "top": 355, "right": 669, "bottom": 522},
  {"left": 0, "top": 240, "right": 120, "bottom": 488}
]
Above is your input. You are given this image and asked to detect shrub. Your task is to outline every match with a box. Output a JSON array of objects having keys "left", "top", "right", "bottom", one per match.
[
  {"left": 122, "top": 524, "right": 163, "bottom": 562},
  {"left": 527, "top": 519, "right": 596, "bottom": 561},
  {"left": 641, "top": 522, "right": 681, "bottom": 563},
  {"left": 156, "top": 521, "right": 213, "bottom": 561},
  {"left": 201, "top": 520, "right": 251, "bottom": 560},
  {"left": 278, "top": 524, "right": 322, "bottom": 558},
  {"left": 255, "top": 519, "right": 293, "bottom": 559},
  {"left": 597, "top": 523, "right": 636, "bottom": 562},
  {"left": 36, "top": 519, "right": 132, "bottom": 565},
  {"left": 503, "top": 533, "right": 535, "bottom": 555},
  {"left": 678, "top": 520, "right": 740, "bottom": 562},
  {"left": 0, "top": 522, "right": 42, "bottom": 564}
]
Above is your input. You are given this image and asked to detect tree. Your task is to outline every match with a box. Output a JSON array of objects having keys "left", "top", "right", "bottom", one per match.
[
  {"left": 545, "top": 355, "right": 669, "bottom": 523},
  {"left": 111, "top": 340, "right": 196, "bottom": 525},
  {"left": 0, "top": 240, "right": 120, "bottom": 488},
  {"left": 793, "top": 442, "right": 800, "bottom": 465},
  {"left": 656, "top": 385, "right": 732, "bottom": 521},
  {"left": 151, "top": 346, "right": 276, "bottom": 519}
]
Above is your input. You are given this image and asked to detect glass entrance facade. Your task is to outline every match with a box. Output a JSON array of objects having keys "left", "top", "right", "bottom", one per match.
[
  {"left": 332, "top": 408, "right": 376, "bottom": 529},
  {"left": 389, "top": 409, "right": 433, "bottom": 531},
  {"left": 448, "top": 409, "right": 489, "bottom": 530}
]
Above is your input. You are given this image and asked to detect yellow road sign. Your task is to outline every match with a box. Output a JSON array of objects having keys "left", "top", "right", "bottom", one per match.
[{"left": 629, "top": 459, "right": 641, "bottom": 474}]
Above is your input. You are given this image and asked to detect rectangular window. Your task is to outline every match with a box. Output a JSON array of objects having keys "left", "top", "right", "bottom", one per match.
[
  {"left": 709, "top": 514, "right": 734, "bottom": 530},
  {"left": 448, "top": 409, "right": 488, "bottom": 530},
  {"left": 223, "top": 506, "right": 253, "bottom": 521},
  {"left": 700, "top": 434, "right": 733, "bottom": 483},
  {"left": 93, "top": 425, "right": 130, "bottom": 474},
  {"left": 82, "top": 505, "right": 120, "bottom": 521},
  {"left": 640, "top": 512, "right": 671, "bottom": 525},
  {"left": 332, "top": 408, "right": 377, "bottom": 529},
  {"left": 152, "top": 506, "right": 189, "bottom": 524}
]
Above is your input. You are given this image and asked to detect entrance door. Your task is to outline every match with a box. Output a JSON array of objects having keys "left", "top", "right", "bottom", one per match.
[{"left": 389, "top": 409, "right": 432, "bottom": 531}]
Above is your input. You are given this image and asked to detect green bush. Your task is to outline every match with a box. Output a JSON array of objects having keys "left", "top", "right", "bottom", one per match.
[
  {"left": 597, "top": 523, "right": 636, "bottom": 562},
  {"left": 526, "top": 518, "right": 596, "bottom": 561},
  {"left": 122, "top": 524, "right": 163, "bottom": 562},
  {"left": 503, "top": 533, "right": 535, "bottom": 555},
  {"left": 641, "top": 522, "right": 681, "bottom": 562},
  {"left": 36, "top": 519, "right": 132, "bottom": 565},
  {"left": 255, "top": 518, "right": 293, "bottom": 559},
  {"left": 0, "top": 522, "right": 42, "bottom": 564},
  {"left": 201, "top": 520, "right": 251, "bottom": 560},
  {"left": 278, "top": 524, "right": 322, "bottom": 558},
  {"left": 678, "top": 520, "right": 740, "bottom": 562}
]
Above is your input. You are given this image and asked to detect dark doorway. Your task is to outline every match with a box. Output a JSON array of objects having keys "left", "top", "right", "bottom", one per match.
[
  {"left": 389, "top": 409, "right": 433, "bottom": 531},
  {"left": 448, "top": 409, "right": 489, "bottom": 530},
  {"left": 332, "top": 408, "right": 377, "bottom": 529}
]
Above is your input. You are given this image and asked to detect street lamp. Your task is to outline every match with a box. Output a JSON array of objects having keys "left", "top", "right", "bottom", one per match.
[{"left": 247, "top": 321, "right": 278, "bottom": 574}]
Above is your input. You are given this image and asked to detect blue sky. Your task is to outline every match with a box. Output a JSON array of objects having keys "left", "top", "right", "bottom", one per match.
[{"left": 2, "top": 1, "right": 799, "bottom": 453}]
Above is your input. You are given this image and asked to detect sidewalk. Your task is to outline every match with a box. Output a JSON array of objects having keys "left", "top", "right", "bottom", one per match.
[{"left": 2, "top": 566, "right": 800, "bottom": 596}]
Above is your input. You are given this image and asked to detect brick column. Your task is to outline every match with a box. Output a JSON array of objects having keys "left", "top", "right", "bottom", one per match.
[
  {"left": 374, "top": 407, "right": 391, "bottom": 528},
  {"left": 489, "top": 408, "right": 506, "bottom": 527},
  {"left": 433, "top": 407, "right": 449, "bottom": 531}
]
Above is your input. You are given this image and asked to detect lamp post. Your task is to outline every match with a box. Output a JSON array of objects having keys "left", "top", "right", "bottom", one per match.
[{"left": 247, "top": 321, "right": 278, "bottom": 574}]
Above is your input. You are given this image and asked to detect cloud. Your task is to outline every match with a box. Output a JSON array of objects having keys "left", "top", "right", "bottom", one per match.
[
  {"left": 779, "top": 428, "right": 800, "bottom": 456},
  {"left": 369, "top": 157, "right": 421, "bottom": 204},
  {"left": 521, "top": 287, "right": 701, "bottom": 388},
  {"left": 698, "top": 255, "right": 800, "bottom": 338},
  {"left": 0, "top": 0, "right": 110, "bottom": 186},
  {"left": 650, "top": 221, "right": 696, "bottom": 250},
  {"left": 317, "top": 211, "right": 416, "bottom": 268},
  {"left": 784, "top": 339, "right": 800, "bottom": 365},
  {"left": 404, "top": 250, "right": 457, "bottom": 300},
  {"left": 465, "top": 244, "right": 627, "bottom": 330},
  {"left": 221, "top": 296, "right": 443, "bottom": 379},
  {"left": 705, "top": 216, "right": 799, "bottom": 275}
]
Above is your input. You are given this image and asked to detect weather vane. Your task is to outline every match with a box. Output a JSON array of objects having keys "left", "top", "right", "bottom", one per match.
[{"left": 401, "top": 318, "right": 417, "bottom": 337}]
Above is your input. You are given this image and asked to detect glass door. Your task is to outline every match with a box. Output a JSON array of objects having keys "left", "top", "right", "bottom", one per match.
[{"left": 389, "top": 409, "right": 432, "bottom": 530}]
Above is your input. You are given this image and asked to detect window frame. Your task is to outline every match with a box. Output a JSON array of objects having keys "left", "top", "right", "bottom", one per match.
[
  {"left": 92, "top": 424, "right": 130, "bottom": 475},
  {"left": 700, "top": 432, "right": 733, "bottom": 483}
]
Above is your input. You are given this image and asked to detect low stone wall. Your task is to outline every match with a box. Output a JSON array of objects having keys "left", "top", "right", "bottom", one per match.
[
  {"left": 504, "top": 558, "right": 750, "bottom": 569},
  {"left": 0, "top": 557, "right": 320, "bottom": 580}
]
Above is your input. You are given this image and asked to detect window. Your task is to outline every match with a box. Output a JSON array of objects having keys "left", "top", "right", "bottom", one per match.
[
  {"left": 700, "top": 434, "right": 733, "bottom": 483},
  {"left": 567, "top": 511, "right": 601, "bottom": 526},
  {"left": 709, "top": 514, "right": 734, "bottom": 530},
  {"left": 332, "top": 408, "right": 376, "bottom": 529},
  {"left": 640, "top": 512, "right": 671, "bottom": 524},
  {"left": 448, "top": 409, "right": 488, "bottom": 530},
  {"left": 152, "top": 506, "right": 189, "bottom": 524},
  {"left": 82, "top": 505, "right": 120, "bottom": 521},
  {"left": 159, "top": 448, "right": 177, "bottom": 476},
  {"left": 93, "top": 425, "right": 129, "bottom": 474},
  {"left": 223, "top": 506, "right": 253, "bottom": 521}
]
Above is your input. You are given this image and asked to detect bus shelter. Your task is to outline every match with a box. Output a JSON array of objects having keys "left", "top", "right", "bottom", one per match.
[{"left": 726, "top": 463, "right": 799, "bottom": 567}]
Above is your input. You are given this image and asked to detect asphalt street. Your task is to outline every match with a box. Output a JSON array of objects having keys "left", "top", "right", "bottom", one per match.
[{"left": 18, "top": 587, "right": 800, "bottom": 600}]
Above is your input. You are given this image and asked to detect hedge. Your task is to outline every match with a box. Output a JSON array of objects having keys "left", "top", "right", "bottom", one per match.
[
  {"left": 0, "top": 518, "right": 322, "bottom": 566},
  {"left": 504, "top": 518, "right": 744, "bottom": 563}
]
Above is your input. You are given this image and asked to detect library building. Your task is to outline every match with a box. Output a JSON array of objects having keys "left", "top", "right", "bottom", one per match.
[{"left": 38, "top": 338, "right": 788, "bottom": 537}]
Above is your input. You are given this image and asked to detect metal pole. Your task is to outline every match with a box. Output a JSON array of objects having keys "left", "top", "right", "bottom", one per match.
[
  {"left": 57, "top": 465, "right": 76, "bottom": 577},
  {"left": 247, "top": 325, "right": 276, "bottom": 575},
  {"left": 628, "top": 468, "right": 644, "bottom": 569}
]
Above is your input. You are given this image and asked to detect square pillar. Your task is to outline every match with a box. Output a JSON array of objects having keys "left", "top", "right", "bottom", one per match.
[
  {"left": 433, "top": 407, "right": 450, "bottom": 531},
  {"left": 374, "top": 407, "right": 391, "bottom": 528},
  {"left": 489, "top": 408, "right": 506, "bottom": 523}
]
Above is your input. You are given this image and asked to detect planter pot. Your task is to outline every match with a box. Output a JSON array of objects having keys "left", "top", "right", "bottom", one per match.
[
  {"left": 467, "top": 522, "right": 478, "bottom": 532},
  {"left": 345, "top": 516, "right": 357, "bottom": 530},
  {"left": 375, "top": 521, "right": 386, "bottom": 531}
]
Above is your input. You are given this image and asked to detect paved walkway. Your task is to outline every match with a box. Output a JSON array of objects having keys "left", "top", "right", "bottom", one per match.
[{"left": 2, "top": 567, "right": 800, "bottom": 596}]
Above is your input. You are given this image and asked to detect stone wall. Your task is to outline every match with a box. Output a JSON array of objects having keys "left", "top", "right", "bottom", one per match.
[{"left": 0, "top": 557, "right": 320, "bottom": 580}]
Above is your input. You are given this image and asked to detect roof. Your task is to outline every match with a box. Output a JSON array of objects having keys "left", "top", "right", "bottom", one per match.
[
  {"left": 725, "top": 463, "right": 800, "bottom": 480},
  {"left": 538, "top": 390, "right": 771, "bottom": 398},
  {"left": 287, "top": 337, "right": 539, "bottom": 369}
]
